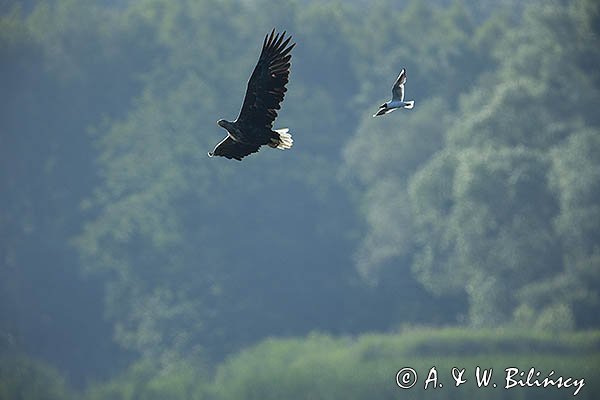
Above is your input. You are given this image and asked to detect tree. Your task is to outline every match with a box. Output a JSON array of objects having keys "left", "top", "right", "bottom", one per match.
[
  {"left": 545, "top": 128, "right": 600, "bottom": 329},
  {"left": 411, "top": 147, "right": 561, "bottom": 326},
  {"left": 0, "top": 356, "right": 74, "bottom": 400},
  {"left": 75, "top": 0, "right": 380, "bottom": 364},
  {"left": 342, "top": 0, "right": 600, "bottom": 329},
  {"left": 0, "top": 3, "right": 149, "bottom": 382}
]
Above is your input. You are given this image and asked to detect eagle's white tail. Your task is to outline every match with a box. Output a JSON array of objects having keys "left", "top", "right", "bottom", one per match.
[
  {"left": 404, "top": 100, "right": 415, "bottom": 109},
  {"left": 274, "top": 128, "right": 293, "bottom": 150}
]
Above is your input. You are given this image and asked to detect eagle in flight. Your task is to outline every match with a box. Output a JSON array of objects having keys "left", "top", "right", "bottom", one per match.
[
  {"left": 209, "top": 30, "right": 295, "bottom": 161},
  {"left": 373, "top": 68, "right": 415, "bottom": 117}
]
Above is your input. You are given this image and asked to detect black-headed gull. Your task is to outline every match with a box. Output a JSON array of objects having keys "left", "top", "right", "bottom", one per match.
[{"left": 373, "top": 68, "right": 414, "bottom": 117}]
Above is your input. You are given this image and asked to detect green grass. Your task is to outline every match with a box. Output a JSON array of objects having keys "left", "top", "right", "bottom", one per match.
[
  {"left": 4, "top": 329, "right": 599, "bottom": 400},
  {"left": 214, "top": 328, "right": 600, "bottom": 400}
]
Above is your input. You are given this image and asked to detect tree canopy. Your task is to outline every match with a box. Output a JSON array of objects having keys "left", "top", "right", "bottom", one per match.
[{"left": 1, "top": 0, "right": 599, "bottom": 395}]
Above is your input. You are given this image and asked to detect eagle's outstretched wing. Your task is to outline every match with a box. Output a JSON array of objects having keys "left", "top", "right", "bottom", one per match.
[
  {"left": 236, "top": 30, "right": 295, "bottom": 131},
  {"left": 391, "top": 68, "right": 407, "bottom": 102},
  {"left": 208, "top": 136, "right": 260, "bottom": 161}
]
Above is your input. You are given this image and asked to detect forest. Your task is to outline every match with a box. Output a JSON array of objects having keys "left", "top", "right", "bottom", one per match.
[{"left": 1, "top": 0, "right": 599, "bottom": 399}]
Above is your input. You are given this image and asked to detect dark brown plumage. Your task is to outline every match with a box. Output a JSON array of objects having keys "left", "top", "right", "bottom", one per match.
[{"left": 209, "top": 30, "right": 295, "bottom": 161}]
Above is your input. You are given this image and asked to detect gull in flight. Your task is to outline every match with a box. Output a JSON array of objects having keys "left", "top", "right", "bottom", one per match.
[{"left": 373, "top": 68, "right": 414, "bottom": 117}]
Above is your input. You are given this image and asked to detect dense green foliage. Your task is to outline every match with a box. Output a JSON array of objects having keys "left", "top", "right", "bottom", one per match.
[
  {"left": 214, "top": 328, "right": 600, "bottom": 400},
  {"left": 343, "top": 0, "right": 600, "bottom": 329},
  {"left": 3, "top": 329, "right": 599, "bottom": 399},
  {"left": 0, "top": 356, "right": 74, "bottom": 400},
  {"left": 84, "top": 358, "right": 208, "bottom": 400},
  {"left": 1, "top": 0, "right": 599, "bottom": 398}
]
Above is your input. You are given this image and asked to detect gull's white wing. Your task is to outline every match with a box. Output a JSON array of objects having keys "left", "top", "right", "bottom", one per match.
[{"left": 391, "top": 68, "right": 406, "bottom": 102}]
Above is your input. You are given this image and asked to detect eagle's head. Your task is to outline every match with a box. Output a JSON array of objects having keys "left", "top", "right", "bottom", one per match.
[{"left": 217, "top": 119, "right": 232, "bottom": 129}]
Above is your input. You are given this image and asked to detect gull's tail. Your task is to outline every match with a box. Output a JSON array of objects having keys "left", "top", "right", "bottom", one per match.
[
  {"left": 403, "top": 100, "right": 415, "bottom": 109},
  {"left": 269, "top": 128, "right": 293, "bottom": 150}
]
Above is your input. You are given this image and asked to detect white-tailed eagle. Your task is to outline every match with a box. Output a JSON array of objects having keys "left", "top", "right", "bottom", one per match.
[
  {"left": 373, "top": 68, "right": 415, "bottom": 117},
  {"left": 209, "top": 30, "right": 295, "bottom": 161}
]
